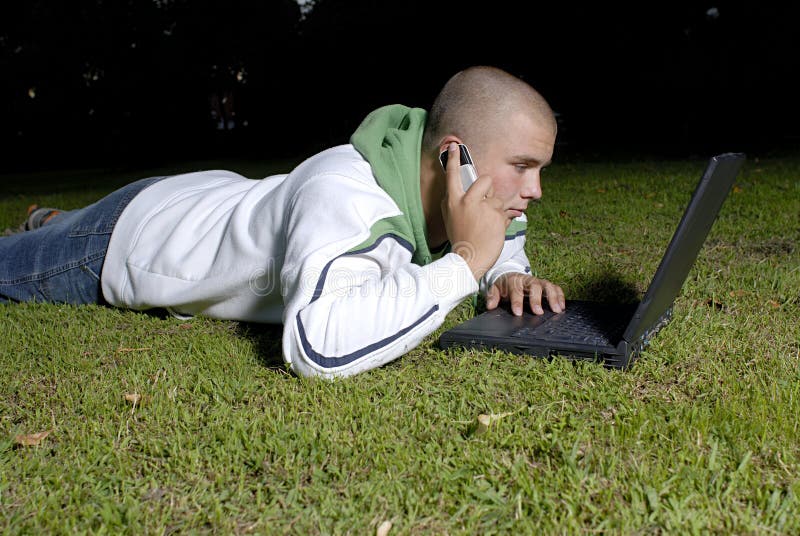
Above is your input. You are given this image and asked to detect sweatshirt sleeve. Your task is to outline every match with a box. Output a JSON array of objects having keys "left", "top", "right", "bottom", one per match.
[
  {"left": 480, "top": 218, "right": 532, "bottom": 294},
  {"left": 280, "top": 177, "right": 478, "bottom": 379}
]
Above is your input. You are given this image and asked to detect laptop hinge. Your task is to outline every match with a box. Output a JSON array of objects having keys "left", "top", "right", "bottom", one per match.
[{"left": 615, "top": 306, "right": 674, "bottom": 368}]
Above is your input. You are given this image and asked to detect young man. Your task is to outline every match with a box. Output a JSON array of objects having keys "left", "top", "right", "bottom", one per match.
[{"left": 0, "top": 66, "right": 565, "bottom": 378}]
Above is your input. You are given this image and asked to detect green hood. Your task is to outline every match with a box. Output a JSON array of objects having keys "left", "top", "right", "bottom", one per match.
[
  {"left": 349, "top": 104, "right": 527, "bottom": 265},
  {"left": 349, "top": 104, "right": 433, "bottom": 265}
]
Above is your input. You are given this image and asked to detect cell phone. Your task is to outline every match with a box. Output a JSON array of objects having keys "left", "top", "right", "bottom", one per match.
[{"left": 439, "top": 143, "right": 478, "bottom": 192}]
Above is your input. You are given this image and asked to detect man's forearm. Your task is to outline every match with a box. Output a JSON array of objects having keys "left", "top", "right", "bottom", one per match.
[{"left": 283, "top": 253, "right": 478, "bottom": 379}]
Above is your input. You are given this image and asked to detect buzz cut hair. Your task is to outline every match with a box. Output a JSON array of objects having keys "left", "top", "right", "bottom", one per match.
[{"left": 422, "top": 66, "right": 556, "bottom": 154}]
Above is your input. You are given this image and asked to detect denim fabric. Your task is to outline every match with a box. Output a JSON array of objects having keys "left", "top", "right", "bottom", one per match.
[{"left": 0, "top": 176, "right": 165, "bottom": 304}]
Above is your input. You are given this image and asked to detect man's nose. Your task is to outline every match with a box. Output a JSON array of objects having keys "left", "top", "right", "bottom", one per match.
[{"left": 521, "top": 171, "right": 542, "bottom": 200}]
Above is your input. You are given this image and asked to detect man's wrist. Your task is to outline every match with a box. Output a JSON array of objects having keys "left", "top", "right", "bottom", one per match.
[
  {"left": 429, "top": 253, "right": 480, "bottom": 300},
  {"left": 450, "top": 242, "right": 483, "bottom": 281}
]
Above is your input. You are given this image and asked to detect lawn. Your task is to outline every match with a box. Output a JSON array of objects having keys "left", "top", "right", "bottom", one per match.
[{"left": 1, "top": 153, "right": 798, "bottom": 534}]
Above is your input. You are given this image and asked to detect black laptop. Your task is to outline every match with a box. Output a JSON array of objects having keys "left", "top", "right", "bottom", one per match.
[{"left": 439, "top": 153, "right": 746, "bottom": 369}]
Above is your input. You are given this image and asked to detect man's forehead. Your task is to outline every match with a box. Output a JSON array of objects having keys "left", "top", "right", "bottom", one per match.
[{"left": 506, "top": 125, "right": 555, "bottom": 162}]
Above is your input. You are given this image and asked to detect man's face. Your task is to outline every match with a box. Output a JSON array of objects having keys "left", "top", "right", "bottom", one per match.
[{"left": 474, "top": 112, "right": 556, "bottom": 220}]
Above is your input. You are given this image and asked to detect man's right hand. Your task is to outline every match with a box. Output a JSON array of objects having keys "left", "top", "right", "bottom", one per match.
[{"left": 440, "top": 142, "right": 508, "bottom": 281}]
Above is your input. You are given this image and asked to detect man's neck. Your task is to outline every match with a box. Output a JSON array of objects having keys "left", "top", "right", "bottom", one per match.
[{"left": 419, "top": 150, "right": 448, "bottom": 249}]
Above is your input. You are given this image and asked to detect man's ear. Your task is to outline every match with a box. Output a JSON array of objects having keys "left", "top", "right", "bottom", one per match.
[{"left": 438, "top": 135, "right": 464, "bottom": 156}]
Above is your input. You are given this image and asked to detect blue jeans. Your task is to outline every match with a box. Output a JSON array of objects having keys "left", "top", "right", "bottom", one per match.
[{"left": 0, "top": 176, "right": 165, "bottom": 304}]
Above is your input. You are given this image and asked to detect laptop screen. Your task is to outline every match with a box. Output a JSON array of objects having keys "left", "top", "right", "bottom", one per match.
[{"left": 622, "top": 153, "right": 745, "bottom": 343}]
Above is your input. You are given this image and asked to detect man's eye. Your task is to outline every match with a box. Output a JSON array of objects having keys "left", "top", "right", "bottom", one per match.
[{"left": 514, "top": 164, "right": 528, "bottom": 171}]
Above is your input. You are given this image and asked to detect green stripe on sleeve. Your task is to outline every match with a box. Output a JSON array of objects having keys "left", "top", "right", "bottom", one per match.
[{"left": 347, "top": 216, "right": 415, "bottom": 254}]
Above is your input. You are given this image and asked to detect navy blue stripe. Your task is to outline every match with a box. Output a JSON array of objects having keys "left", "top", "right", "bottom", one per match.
[
  {"left": 350, "top": 233, "right": 413, "bottom": 256},
  {"left": 505, "top": 230, "right": 526, "bottom": 241},
  {"left": 310, "top": 233, "right": 414, "bottom": 303},
  {"left": 297, "top": 304, "right": 439, "bottom": 369},
  {"left": 311, "top": 262, "right": 334, "bottom": 303}
]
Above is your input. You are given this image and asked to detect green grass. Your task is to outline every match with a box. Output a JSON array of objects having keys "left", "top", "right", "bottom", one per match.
[{"left": 1, "top": 154, "right": 799, "bottom": 534}]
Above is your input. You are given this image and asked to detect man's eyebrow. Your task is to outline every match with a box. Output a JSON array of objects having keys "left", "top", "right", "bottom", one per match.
[{"left": 511, "top": 155, "right": 552, "bottom": 167}]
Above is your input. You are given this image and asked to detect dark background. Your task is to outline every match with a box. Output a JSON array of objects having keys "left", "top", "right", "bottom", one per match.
[{"left": 2, "top": 1, "right": 798, "bottom": 173}]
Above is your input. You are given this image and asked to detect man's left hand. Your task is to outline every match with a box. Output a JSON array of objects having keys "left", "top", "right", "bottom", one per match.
[{"left": 486, "top": 273, "right": 566, "bottom": 316}]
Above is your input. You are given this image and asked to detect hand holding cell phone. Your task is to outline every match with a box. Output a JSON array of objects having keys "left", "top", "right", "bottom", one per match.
[
  {"left": 439, "top": 144, "right": 478, "bottom": 192},
  {"left": 439, "top": 142, "right": 507, "bottom": 281}
]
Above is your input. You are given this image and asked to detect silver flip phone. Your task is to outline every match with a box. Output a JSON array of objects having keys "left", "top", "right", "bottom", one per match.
[{"left": 439, "top": 144, "right": 478, "bottom": 192}]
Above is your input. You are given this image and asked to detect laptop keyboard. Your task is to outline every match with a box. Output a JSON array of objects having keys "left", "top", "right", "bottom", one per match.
[{"left": 510, "top": 302, "right": 629, "bottom": 346}]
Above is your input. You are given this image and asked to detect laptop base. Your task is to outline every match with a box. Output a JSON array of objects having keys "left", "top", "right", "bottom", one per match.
[{"left": 439, "top": 300, "right": 671, "bottom": 369}]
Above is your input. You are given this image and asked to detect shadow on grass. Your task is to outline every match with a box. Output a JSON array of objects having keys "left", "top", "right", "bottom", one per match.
[
  {"left": 568, "top": 264, "right": 641, "bottom": 303},
  {"left": 138, "top": 309, "right": 288, "bottom": 373},
  {"left": 235, "top": 322, "right": 287, "bottom": 372}
]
